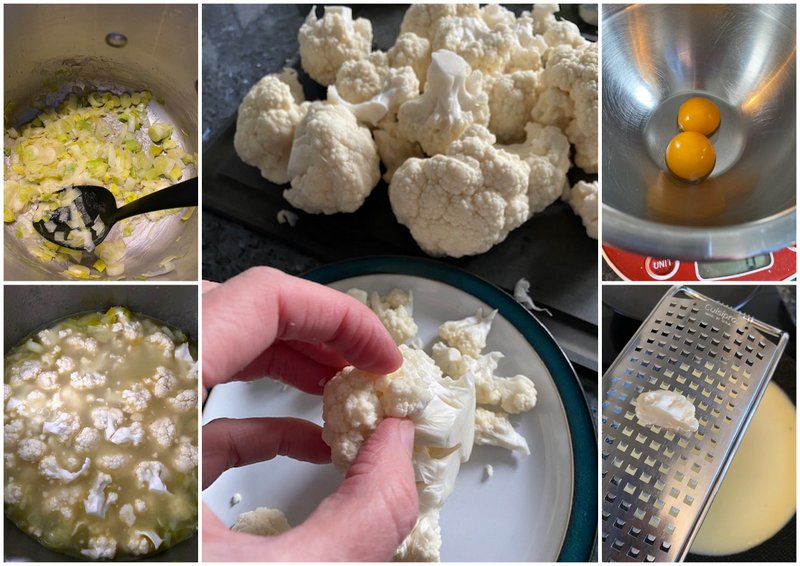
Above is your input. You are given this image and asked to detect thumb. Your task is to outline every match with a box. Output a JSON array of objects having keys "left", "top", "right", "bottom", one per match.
[{"left": 274, "top": 418, "right": 419, "bottom": 561}]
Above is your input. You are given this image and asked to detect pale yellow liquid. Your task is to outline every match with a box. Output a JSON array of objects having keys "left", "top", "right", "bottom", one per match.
[{"left": 691, "top": 382, "right": 796, "bottom": 556}]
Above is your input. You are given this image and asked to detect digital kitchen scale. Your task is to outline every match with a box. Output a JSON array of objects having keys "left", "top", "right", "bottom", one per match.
[{"left": 603, "top": 245, "right": 796, "bottom": 281}]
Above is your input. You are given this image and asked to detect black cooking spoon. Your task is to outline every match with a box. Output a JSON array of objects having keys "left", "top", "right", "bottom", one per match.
[{"left": 33, "top": 177, "right": 198, "bottom": 250}]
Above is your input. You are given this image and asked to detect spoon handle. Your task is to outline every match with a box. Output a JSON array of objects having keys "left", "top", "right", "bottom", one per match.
[{"left": 111, "top": 177, "right": 198, "bottom": 222}]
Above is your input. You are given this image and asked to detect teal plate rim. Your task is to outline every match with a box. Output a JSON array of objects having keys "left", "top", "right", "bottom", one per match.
[{"left": 304, "top": 256, "right": 597, "bottom": 562}]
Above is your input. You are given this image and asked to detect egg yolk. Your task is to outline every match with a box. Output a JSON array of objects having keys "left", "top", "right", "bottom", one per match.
[
  {"left": 678, "top": 97, "right": 721, "bottom": 136},
  {"left": 665, "top": 131, "right": 716, "bottom": 182}
]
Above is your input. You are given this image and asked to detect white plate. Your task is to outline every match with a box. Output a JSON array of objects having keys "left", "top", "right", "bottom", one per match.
[{"left": 202, "top": 263, "right": 595, "bottom": 561}]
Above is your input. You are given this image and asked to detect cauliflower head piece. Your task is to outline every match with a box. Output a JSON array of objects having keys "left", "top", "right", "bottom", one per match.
[
  {"left": 284, "top": 102, "right": 380, "bottom": 214},
  {"left": 232, "top": 507, "right": 292, "bottom": 536},
  {"left": 234, "top": 69, "right": 309, "bottom": 185},
  {"left": 399, "top": 4, "right": 481, "bottom": 41},
  {"left": 397, "top": 49, "right": 489, "bottom": 156},
  {"left": 322, "top": 345, "right": 475, "bottom": 472},
  {"left": 564, "top": 180, "right": 598, "bottom": 239},
  {"left": 389, "top": 125, "right": 530, "bottom": 258},
  {"left": 503, "top": 122, "right": 571, "bottom": 214},
  {"left": 298, "top": 6, "right": 373, "bottom": 86}
]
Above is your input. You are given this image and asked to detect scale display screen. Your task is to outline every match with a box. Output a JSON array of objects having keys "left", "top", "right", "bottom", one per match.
[{"left": 697, "top": 254, "right": 772, "bottom": 279}]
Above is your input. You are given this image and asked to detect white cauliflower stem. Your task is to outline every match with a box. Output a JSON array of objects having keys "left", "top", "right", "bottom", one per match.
[
  {"left": 284, "top": 103, "right": 381, "bottom": 214},
  {"left": 398, "top": 50, "right": 490, "bottom": 156},
  {"left": 474, "top": 407, "right": 530, "bottom": 455},
  {"left": 389, "top": 125, "right": 530, "bottom": 258},
  {"left": 438, "top": 308, "right": 497, "bottom": 357},
  {"left": 234, "top": 69, "right": 310, "bottom": 184}
]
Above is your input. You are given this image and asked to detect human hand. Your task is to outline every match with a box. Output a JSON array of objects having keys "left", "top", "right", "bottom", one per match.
[{"left": 202, "top": 267, "right": 418, "bottom": 561}]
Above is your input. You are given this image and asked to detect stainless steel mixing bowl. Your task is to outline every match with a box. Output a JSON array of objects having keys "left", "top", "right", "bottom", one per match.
[
  {"left": 4, "top": 4, "right": 198, "bottom": 280},
  {"left": 602, "top": 4, "right": 796, "bottom": 260},
  {"left": 4, "top": 284, "right": 198, "bottom": 561}
]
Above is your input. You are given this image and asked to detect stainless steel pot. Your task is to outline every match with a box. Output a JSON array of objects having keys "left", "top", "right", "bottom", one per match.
[
  {"left": 602, "top": 4, "right": 796, "bottom": 260},
  {"left": 3, "top": 284, "right": 198, "bottom": 561},
  {"left": 4, "top": 4, "right": 198, "bottom": 280}
]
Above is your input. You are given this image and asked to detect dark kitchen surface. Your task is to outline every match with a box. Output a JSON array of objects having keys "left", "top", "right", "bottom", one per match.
[
  {"left": 201, "top": 4, "right": 599, "bottom": 327},
  {"left": 602, "top": 284, "right": 796, "bottom": 562}
]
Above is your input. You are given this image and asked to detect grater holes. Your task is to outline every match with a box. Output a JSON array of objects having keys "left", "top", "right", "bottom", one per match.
[
  {"left": 735, "top": 327, "right": 744, "bottom": 335},
  {"left": 631, "top": 448, "right": 643, "bottom": 460},
  {"left": 654, "top": 478, "right": 666, "bottom": 490},
  {"left": 644, "top": 533, "right": 656, "bottom": 545},
  {"left": 691, "top": 462, "right": 702, "bottom": 473},
  {"left": 635, "top": 433, "right": 647, "bottom": 444},
  {"left": 669, "top": 344, "right": 678, "bottom": 352},
  {"left": 687, "top": 478, "right": 697, "bottom": 489},
  {"left": 745, "top": 344, "right": 753, "bottom": 353},
  {"left": 612, "top": 456, "right": 624, "bottom": 468},
  {"left": 644, "top": 455, "right": 657, "bottom": 467},
  {"left": 676, "top": 323, "right": 685, "bottom": 331},
  {"left": 646, "top": 555, "right": 656, "bottom": 562},
  {"left": 640, "top": 471, "right": 652, "bottom": 484},
  {"left": 658, "top": 462, "right": 670, "bottom": 474},
  {"left": 663, "top": 446, "right": 675, "bottom": 458},
  {"left": 698, "top": 320, "right": 707, "bottom": 328},
  {"left": 687, "top": 327, "right": 697, "bottom": 335},
  {"left": 634, "top": 507, "right": 646, "bottom": 520},
  {"left": 622, "top": 426, "right": 634, "bottom": 437},
  {"left": 610, "top": 420, "right": 621, "bottom": 430},
  {"left": 629, "top": 525, "right": 641, "bottom": 537},
  {"left": 614, "top": 517, "right": 626, "bottom": 529},
  {"left": 756, "top": 351, "right": 764, "bottom": 360},
  {"left": 601, "top": 532, "right": 608, "bottom": 542},
  {"left": 684, "top": 495, "right": 694, "bottom": 506},
  {"left": 602, "top": 510, "right": 611, "bottom": 521},
  {"left": 648, "top": 515, "right": 660, "bottom": 528},
  {"left": 692, "top": 368, "right": 703, "bottom": 378},
  {"left": 668, "top": 506, "right": 680, "bottom": 517},
  {"left": 639, "top": 491, "right": 652, "bottom": 504},
  {"left": 625, "top": 464, "right": 638, "bottom": 476},
  {"left": 700, "top": 332, "right": 709, "bottom": 341},
  {"left": 623, "top": 482, "right": 636, "bottom": 495},
  {"left": 704, "top": 452, "right": 714, "bottom": 463},
  {"left": 680, "top": 362, "right": 690, "bottom": 371},
  {"left": 657, "top": 339, "right": 667, "bottom": 348},
  {"left": 677, "top": 375, "right": 687, "bottom": 384},
  {"left": 605, "top": 492, "right": 618, "bottom": 503},
  {"left": 648, "top": 439, "right": 661, "bottom": 451},
  {"left": 669, "top": 487, "right": 680, "bottom": 498},
  {"left": 663, "top": 431, "right": 675, "bottom": 442},
  {"left": 660, "top": 541, "right": 672, "bottom": 552},
  {"left": 620, "top": 500, "right": 632, "bottom": 512},
  {"left": 604, "top": 435, "right": 616, "bottom": 445},
  {"left": 664, "top": 368, "right": 674, "bottom": 378},
  {"left": 628, "top": 547, "right": 641, "bottom": 559},
  {"left": 698, "top": 400, "right": 709, "bottom": 411},
  {"left": 747, "top": 333, "right": 755, "bottom": 342},
  {"left": 665, "top": 524, "right": 676, "bottom": 536},
  {"left": 697, "top": 343, "right": 706, "bottom": 352},
  {"left": 624, "top": 410, "right": 635, "bottom": 421},
  {"left": 677, "top": 437, "right": 689, "bottom": 449},
  {"left": 612, "top": 538, "right": 625, "bottom": 550}
]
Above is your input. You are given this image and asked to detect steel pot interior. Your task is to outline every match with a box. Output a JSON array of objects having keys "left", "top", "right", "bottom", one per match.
[{"left": 4, "top": 4, "right": 198, "bottom": 280}]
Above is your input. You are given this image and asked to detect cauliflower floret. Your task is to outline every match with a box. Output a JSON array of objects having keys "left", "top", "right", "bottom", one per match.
[
  {"left": 531, "top": 42, "right": 598, "bottom": 173},
  {"left": 36, "top": 371, "right": 58, "bottom": 390},
  {"left": 284, "top": 102, "right": 380, "bottom": 214},
  {"left": 135, "top": 461, "right": 170, "bottom": 493},
  {"left": 84, "top": 472, "right": 113, "bottom": 517},
  {"left": 504, "top": 122, "right": 571, "bottom": 214},
  {"left": 438, "top": 308, "right": 496, "bottom": 357},
  {"left": 474, "top": 407, "right": 530, "bottom": 455},
  {"left": 91, "top": 407, "right": 123, "bottom": 438},
  {"left": 533, "top": 4, "right": 587, "bottom": 50},
  {"left": 333, "top": 51, "right": 390, "bottom": 104},
  {"left": 3, "top": 384, "right": 9, "bottom": 400},
  {"left": 6, "top": 397, "right": 28, "bottom": 416},
  {"left": 5, "top": 419, "right": 24, "bottom": 444},
  {"left": 470, "top": 353, "right": 538, "bottom": 413},
  {"left": 373, "top": 117, "right": 424, "bottom": 182},
  {"left": 388, "top": 32, "right": 432, "bottom": 86},
  {"left": 298, "top": 6, "right": 373, "bottom": 86},
  {"left": 400, "top": 4, "right": 481, "bottom": 41},
  {"left": 109, "top": 307, "right": 144, "bottom": 340},
  {"left": 98, "top": 453, "right": 131, "bottom": 471},
  {"left": 46, "top": 485, "right": 81, "bottom": 519},
  {"left": 17, "top": 437, "right": 47, "bottom": 462},
  {"left": 322, "top": 345, "right": 475, "bottom": 472},
  {"left": 169, "top": 389, "right": 198, "bottom": 412},
  {"left": 395, "top": 509, "right": 442, "bottom": 561},
  {"left": 69, "top": 370, "right": 106, "bottom": 390},
  {"left": 123, "top": 383, "right": 152, "bottom": 412},
  {"left": 484, "top": 70, "right": 541, "bottom": 144},
  {"left": 128, "top": 531, "right": 164, "bottom": 556},
  {"left": 109, "top": 421, "right": 144, "bottom": 446},
  {"left": 364, "top": 288, "right": 419, "bottom": 345},
  {"left": 173, "top": 439, "right": 199, "bottom": 473},
  {"left": 501, "top": 11, "right": 549, "bottom": 73},
  {"left": 149, "top": 417, "right": 176, "bottom": 448},
  {"left": 389, "top": 125, "right": 530, "bottom": 258},
  {"left": 9, "top": 360, "right": 41, "bottom": 385},
  {"left": 55, "top": 356, "right": 75, "bottom": 373},
  {"left": 43, "top": 412, "right": 81, "bottom": 441},
  {"left": 74, "top": 427, "right": 100, "bottom": 453},
  {"left": 397, "top": 50, "right": 490, "bottom": 156},
  {"left": 153, "top": 366, "right": 177, "bottom": 397},
  {"left": 40, "top": 455, "right": 91, "bottom": 482},
  {"left": 119, "top": 503, "right": 136, "bottom": 527},
  {"left": 5, "top": 482, "right": 23, "bottom": 505},
  {"left": 329, "top": 65, "right": 419, "bottom": 126},
  {"left": 81, "top": 536, "right": 117, "bottom": 560},
  {"left": 64, "top": 335, "right": 98, "bottom": 353},
  {"left": 232, "top": 507, "right": 292, "bottom": 536},
  {"left": 234, "top": 69, "right": 310, "bottom": 184},
  {"left": 135, "top": 499, "right": 147, "bottom": 513},
  {"left": 430, "top": 341, "right": 472, "bottom": 379},
  {"left": 146, "top": 331, "right": 175, "bottom": 358},
  {"left": 563, "top": 180, "right": 598, "bottom": 239},
  {"left": 431, "top": 15, "right": 517, "bottom": 74}
]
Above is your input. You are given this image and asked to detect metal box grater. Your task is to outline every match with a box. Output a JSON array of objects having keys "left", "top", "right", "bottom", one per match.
[{"left": 600, "top": 286, "right": 789, "bottom": 562}]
